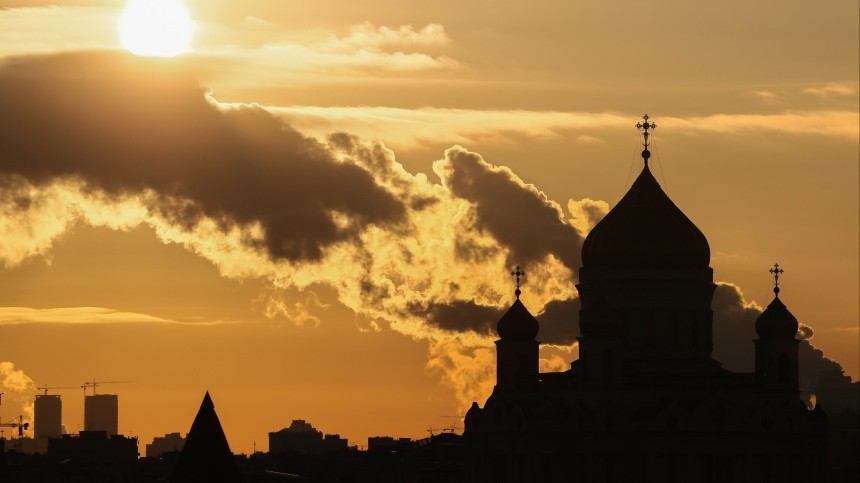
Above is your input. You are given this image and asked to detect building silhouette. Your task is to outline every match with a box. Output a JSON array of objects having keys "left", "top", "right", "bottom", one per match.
[
  {"left": 464, "top": 116, "right": 829, "bottom": 482},
  {"left": 34, "top": 394, "right": 62, "bottom": 440},
  {"left": 146, "top": 432, "right": 186, "bottom": 458},
  {"left": 269, "top": 419, "right": 348, "bottom": 455},
  {"left": 47, "top": 430, "right": 138, "bottom": 466},
  {"left": 84, "top": 394, "right": 118, "bottom": 437}
]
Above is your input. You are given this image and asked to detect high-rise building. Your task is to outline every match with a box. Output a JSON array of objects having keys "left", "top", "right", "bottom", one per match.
[
  {"left": 34, "top": 394, "right": 62, "bottom": 439},
  {"left": 84, "top": 394, "right": 118, "bottom": 436}
]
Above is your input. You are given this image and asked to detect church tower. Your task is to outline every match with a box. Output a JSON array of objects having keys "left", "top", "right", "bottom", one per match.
[
  {"left": 575, "top": 115, "right": 720, "bottom": 383},
  {"left": 754, "top": 263, "right": 800, "bottom": 392},
  {"left": 494, "top": 267, "right": 540, "bottom": 388}
]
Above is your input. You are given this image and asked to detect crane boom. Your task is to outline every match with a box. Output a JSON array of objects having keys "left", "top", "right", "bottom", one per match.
[
  {"left": 36, "top": 385, "right": 78, "bottom": 396},
  {"left": 81, "top": 379, "right": 133, "bottom": 395}
]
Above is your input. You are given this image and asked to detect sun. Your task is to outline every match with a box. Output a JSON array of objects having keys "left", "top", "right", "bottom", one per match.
[{"left": 119, "top": 0, "right": 193, "bottom": 57}]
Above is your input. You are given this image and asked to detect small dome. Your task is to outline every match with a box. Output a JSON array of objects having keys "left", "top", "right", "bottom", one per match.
[
  {"left": 497, "top": 298, "right": 539, "bottom": 340},
  {"left": 581, "top": 166, "right": 710, "bottom": 269},
  {"left": 755, "top": 296, "right": 798, "bottom": 339}
]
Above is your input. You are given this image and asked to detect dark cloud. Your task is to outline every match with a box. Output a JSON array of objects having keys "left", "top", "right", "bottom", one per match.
[
  {"left": 711, "top": 283, "right": 760, "bottom": 372},
  {"left": 0, "top": 52, "right": 405, "bottom": 262},
  {"left": 410, "top": 300, "right": 502, "bottom": 335},
  {"left": 536, "top": 297, "right": 580, "bottom": 346},
  {"left": 407, "top": 295, "right": 581, "bottom": 346},
  {"left": 797, "top": 323, "right": 814, "bottom": 340},
  {"left": 437, "top": 147, "right": 582, "bottom": 272}
]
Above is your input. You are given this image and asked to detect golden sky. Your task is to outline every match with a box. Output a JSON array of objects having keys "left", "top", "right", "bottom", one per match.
[{"left": 0, "top": 0, "right": 857, "bottom": 454}]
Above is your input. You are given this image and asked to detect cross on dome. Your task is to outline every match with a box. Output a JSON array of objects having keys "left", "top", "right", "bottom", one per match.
[
  {"left": 769, "top": 263, "right": 784, "bottom": 296},
  {"left": 511, "top": 266, "right": 525, "bottom": 299},
  {"left": 636, "top": 114, "right": 657, "bottom": 167}
]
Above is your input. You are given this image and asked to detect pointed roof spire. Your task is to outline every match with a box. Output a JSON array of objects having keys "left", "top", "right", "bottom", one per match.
[
  {"left": 170, "top": 391, "right": 242, "bottom": 483},
  {"left": 636, "top": 114, "right": 657, "bottom": 167}
]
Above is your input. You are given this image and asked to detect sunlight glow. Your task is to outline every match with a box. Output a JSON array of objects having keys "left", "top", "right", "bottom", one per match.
[{"left": 119, "top": 0, "right": 193, "bottom": 57}]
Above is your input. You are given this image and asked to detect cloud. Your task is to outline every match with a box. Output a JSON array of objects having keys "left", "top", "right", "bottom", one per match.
[
  {"left": 802, "top": 82, "right": 858, "bottom": 97},
  {"left": 339, "top": 22, "right": 452, "bottom": 49},
  {"left": 427, "top": 338, "right": 496, "bottom": 410},
  {"left": 0, "top": 52, "right": 406, "bottom": 264},
  {"left": 0, "top": 54, "right": 593, "bottom": 419},
  {"left": 661, "top": 111, "right": 859, "bottom": 139},
  {"left": 268, "top": 106, "right": 631, "bottom": 148},
  {"left": 0, "top": 4, "right": 117, "bottom": 57},
  {"left": 434, "top": 146, "right": 582, "bottom": 272},
  {"left": 0, "top": 52, "right": 577, "bottom": 345},
  {"left": 257, "top": 289, "right": 329, "bottom": 328},
  {"left": 711, "top": 282, "right": 761, "bottom": 372},
  {"left": 574, "top": 135, "right": 607, "bottom": 145},
  {"left": 411, "top": 300, "right": 501, "bottom": 336},
  {"left": 0, "top": 52, "right": 852, "bottom": 417},
  {"left": 194, "top": 21, "right": 458, "bottom": 89},
  {"left": 751, "top": 90, "right": 778, "bottom": 100},
  {"left": 0, "top": 361, "right": 36, "bottom": 424},
  {"left": 0, "top": 176, "right": 77, "bottom": 266},
  {"left": 566, "top": 198, "right": 608, "bottom": 237},
  {"left": 536, "top": 297, "right": 580, "bottom": 346},
  {"left": 270, "top": 106, "right": 859, "bottom": 150},
  {"left": 0, "top": 306, "right": 218, "bottom": 325}
]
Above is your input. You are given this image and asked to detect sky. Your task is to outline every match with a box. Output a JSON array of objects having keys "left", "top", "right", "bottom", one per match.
[{"left": 0, "top": 0, "right": 857, "bottom": 454}]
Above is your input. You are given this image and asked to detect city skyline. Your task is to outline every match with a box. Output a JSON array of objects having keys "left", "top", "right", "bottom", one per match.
[{"left": 0, "top": 0, "right": 857, "bottom": 454}]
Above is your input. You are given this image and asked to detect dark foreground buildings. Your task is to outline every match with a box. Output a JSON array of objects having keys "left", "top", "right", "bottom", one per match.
[{"left": 464, "top": 118, "right": 832, "bottom": 482}]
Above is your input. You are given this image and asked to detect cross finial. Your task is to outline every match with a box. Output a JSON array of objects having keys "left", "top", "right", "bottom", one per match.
[
  {"left": 635, "top": 114, "right": 657, "bottom": 167},
  {"left": 769, "top": 263, "right": 784, "bottom": 296},
  {"left": 510, "top": 266, "right": 525, "bottom": 299}
]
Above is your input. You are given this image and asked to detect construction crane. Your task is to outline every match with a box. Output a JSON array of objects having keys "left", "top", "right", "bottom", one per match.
[
  {"left": 0, "top": 415, "right": 29, "bottom": 438},
  {"left": 36, "top": 385, "right": 78, "bottom": 396},
  {"left": 426, "top": 425, "right": 461, "bottom": 436},
  {"left": 81, "top": 379, "right": 132, "bottom": 396}
]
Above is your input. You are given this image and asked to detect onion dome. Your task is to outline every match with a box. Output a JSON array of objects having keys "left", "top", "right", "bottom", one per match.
[
  {"left": 497, "top": 298, "right": 539, "bottom": 340},
  {"left": 581, "top": 165, "right": 710, "bottom": 269},
  {"left": 755, "top": 297, "right": 799, "bottom": 339},
  {"left": 755, "top": 264, "right": 798, "bottom": 339}
]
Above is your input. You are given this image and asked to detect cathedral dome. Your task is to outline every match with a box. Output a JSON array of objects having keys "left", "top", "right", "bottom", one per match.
[
  {"left": 755, "top": 295, "right": 798, "bottom": 339},
  {"left": 581, "top": 166, "right": 710, "bottom": 269},
  {"left": 579, "top": 294, "right": 621, "bottom": 337},
  {"left": 497, "top": 298, "right": 539, "bottom": 341}
]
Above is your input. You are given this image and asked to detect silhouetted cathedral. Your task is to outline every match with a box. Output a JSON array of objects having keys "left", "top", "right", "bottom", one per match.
[{"left": 464, "top": 116, "right": 829, "bottom": 483}]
